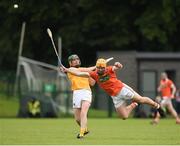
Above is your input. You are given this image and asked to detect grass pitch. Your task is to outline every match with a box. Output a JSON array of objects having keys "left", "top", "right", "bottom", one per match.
[{"left": 0, "top": 118, "right": 180, "bottom": 145}]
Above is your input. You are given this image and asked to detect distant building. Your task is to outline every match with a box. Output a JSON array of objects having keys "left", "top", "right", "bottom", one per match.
[{"left": 94, "top": 51, "right": 180, "bottom": 117}]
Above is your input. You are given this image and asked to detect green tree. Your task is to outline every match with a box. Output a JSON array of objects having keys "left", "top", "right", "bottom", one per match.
[{"left": 0, "top": 0, "right": 180, "bottom": 71}]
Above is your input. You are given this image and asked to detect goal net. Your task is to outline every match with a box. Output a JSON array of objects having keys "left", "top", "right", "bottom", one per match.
[{"left": 17, "top": 56, "right": 73, "bottom": 116}]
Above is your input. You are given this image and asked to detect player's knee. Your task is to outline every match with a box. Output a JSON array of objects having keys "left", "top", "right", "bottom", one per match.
[{"left": 80, "top": 112, "right": 85, "bottom": 118}]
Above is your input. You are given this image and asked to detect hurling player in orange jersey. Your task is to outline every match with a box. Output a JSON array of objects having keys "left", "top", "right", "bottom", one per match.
[
  {"left": 151, "top": 72, "right": 180, "bottom": 124},
  {"left": 61, "top": 58, "right": 160, "bottom": 120}
]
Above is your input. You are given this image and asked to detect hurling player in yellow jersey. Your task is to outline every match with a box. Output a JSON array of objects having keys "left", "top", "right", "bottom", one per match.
[{"left": 67, "top": 54, "right": 95, "bottom": 139}]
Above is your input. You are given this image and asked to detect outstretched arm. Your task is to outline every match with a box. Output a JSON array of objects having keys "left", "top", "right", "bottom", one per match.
[
  {"left": 78, "top": 66, "right": 96, "bottom": 72},
  {"left": 60, "top": 66, "right": 90, "bottom": 78},
  {"left": 112, "top": 62, "right": 123, "bottom": 71},
  {"left": 78, "top": 57, "right": 113, "bottom": 72}
]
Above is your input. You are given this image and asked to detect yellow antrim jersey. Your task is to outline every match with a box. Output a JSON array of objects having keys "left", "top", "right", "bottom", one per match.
[{"left": 67, "top": 72, "right": 91, "bottom": 91}]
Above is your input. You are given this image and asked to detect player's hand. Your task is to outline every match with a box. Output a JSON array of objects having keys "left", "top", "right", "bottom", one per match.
[
  {"left": 114, "top": 62, "right": 123, "bottom": 68},
  {"left": 170, "top": 94, "right": 175, "bottom": 99},
  {"left": 59, "top": 66, "right": 67, "bottom": 73}
]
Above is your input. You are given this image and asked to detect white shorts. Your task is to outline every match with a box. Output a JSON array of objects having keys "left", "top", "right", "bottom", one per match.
[
  {"left": 73, "top": 89, "right": 92, "bottom": 108},
  {"left": 161, "top": 97, "right": 172, "bottom": 106},
  {"left": 111, "top": 85, "right": 135, "bottom": 108}
]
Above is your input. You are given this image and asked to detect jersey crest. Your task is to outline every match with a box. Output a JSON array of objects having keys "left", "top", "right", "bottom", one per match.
[{"left": 98, "top": 74, "right": 110, "bottom": 82}]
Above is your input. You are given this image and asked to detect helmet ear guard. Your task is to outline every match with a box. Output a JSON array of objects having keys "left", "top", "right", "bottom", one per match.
[{"left": 96, "top": 58, "right": 107, "bottom": 67}]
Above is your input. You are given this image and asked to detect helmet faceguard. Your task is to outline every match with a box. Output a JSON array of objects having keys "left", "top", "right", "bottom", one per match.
[
  {"left": 96, "top": 58, "right": 107, "bottom": 75},
  {"left": 68, "top": 54, "right": 81, "bottom": 67}
]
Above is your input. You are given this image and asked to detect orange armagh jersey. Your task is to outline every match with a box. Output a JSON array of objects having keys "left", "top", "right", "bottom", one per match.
[
  {"left": 89, "top": 66, "right": 124, "bottom": 96},
  {"left": 67, "top": 69, "right": 91, "bottom": 91},
  {"left": 159, "top": 79, "right": 173, "bottom": 97}
]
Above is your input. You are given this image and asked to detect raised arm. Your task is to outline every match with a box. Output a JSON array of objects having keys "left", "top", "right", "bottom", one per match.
[{"left": 112, "top": 62, "right": 123, "bottom": 71}]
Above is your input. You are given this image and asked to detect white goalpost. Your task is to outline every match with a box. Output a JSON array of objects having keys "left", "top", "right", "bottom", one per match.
[
  {"left": 14, "top": 22, "right": 26, "bottom": 95},
  {"left": 19, "top": 56, "right": 67, "bottom": 92},
  {"left": 15, "top": 25, "right": 73, "bottom": 116},
  {"left": 17, "top": 56, "right": 73, "bottom": 116}
]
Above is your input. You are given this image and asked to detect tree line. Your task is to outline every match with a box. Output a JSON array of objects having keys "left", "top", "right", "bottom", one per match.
[{"left": 0, "top": 0, "right": 180, "bottom": 71}]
